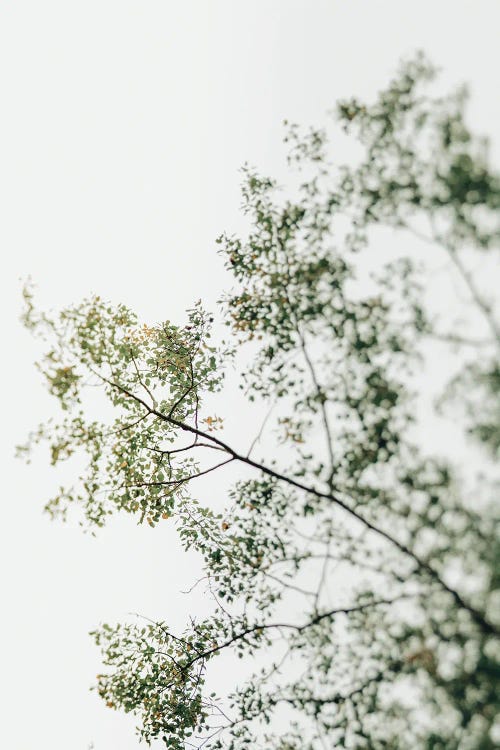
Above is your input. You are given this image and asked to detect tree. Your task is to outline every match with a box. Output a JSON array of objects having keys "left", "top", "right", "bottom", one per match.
[{"left": 20, "top": 55, "right": 499, "bottom": 749}]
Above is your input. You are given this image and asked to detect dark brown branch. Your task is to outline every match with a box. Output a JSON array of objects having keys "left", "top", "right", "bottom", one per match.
[
  {"left": 123, "top": 457, "right": 235, "bottom": 491},
  {"left": 97, "top": 373, "right": 498, "bottom": 637},
  {"left": 185, "top": 595, "right": 414, "bottom": 668}
]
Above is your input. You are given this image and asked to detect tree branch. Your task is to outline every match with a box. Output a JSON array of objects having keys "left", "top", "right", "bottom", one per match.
[{"left": 96, "top": 372, "right": 499, "bottom": 637}]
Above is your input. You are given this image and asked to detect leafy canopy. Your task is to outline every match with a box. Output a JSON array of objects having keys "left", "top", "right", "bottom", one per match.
[{"left": 21, "top": 55, "right": 499, "bottom": 749}]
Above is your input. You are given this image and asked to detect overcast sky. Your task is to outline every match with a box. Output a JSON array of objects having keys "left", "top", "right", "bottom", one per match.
[{"left": 1, "top": 2, "right": 499, "bottom": 749}]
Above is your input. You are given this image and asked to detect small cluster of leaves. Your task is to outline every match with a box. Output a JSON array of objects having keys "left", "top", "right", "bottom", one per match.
[
  {"left": 176, "top": 479, "right": 304, "bottom": 612},
  {"left": 92, "top": 620, "right": 215, "bottom": 748},
  {"left": 440, "top": 360, "right": 500, "bottom": 458},
  {"left": 20, "top": 289, "right": 228, "bottom": 527}
]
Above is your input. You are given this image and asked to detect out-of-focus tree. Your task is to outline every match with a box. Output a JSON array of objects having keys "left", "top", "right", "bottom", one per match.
[{"left": 21, "top": 55, "right": 499, "bottom": 749}]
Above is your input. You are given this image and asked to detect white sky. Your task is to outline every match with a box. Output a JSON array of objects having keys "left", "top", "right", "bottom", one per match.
[{"left": 1, "top": 2, "right": 499, "bottom": 748}]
